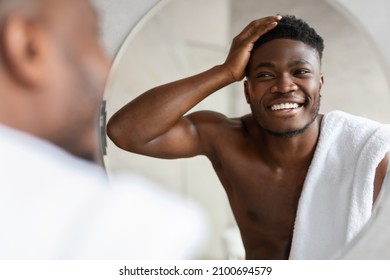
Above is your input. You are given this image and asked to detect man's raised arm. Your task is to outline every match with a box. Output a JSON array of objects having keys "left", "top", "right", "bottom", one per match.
[{"left": 107, "top": 16, "right": 281, "bottom": 159}]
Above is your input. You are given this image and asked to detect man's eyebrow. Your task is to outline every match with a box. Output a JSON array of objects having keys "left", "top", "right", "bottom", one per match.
[
  {"left": 288, "top": 59, "right": 312, "bottom": 67},
  {"left": 255, "top": 62, "right": 276, "bottom": 69},
  {"left": 254, "top": 59, "right": 312, "bottom": 70}
]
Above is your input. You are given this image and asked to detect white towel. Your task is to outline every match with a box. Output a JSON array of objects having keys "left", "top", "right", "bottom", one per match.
[{"left": 289, "top": 110, "right": 390, "bottom": 259}]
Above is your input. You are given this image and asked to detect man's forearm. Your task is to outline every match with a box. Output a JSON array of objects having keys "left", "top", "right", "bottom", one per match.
[{"left": 107, "top": 64, "right": 234, "bottom": 150}]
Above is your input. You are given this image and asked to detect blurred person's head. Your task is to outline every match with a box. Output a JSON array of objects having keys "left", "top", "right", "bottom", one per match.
[{"left": 0, "top": 0, "right": 110, "bottom": 161}]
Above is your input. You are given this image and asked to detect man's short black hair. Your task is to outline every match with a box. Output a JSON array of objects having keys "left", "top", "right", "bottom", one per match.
[{"left": 254, "top": 15, "right": 324, "bottom": 59}]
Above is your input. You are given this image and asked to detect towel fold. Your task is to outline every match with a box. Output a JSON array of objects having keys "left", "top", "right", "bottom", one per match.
[{"left": 289, "top": 111, "right": 390, "bottom": 259}]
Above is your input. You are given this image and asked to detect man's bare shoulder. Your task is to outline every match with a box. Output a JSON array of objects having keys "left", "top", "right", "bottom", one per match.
[
  {"left": 186, "top": 111, "right": 252, "bottom": 131},
  {"left": 186, "top": 111, "right": 253, "bottom": 158}
]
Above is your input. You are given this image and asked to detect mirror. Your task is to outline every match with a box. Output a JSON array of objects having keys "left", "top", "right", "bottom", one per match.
[{"left": 102, "top": 0, "right": 390, "bottom": 259}]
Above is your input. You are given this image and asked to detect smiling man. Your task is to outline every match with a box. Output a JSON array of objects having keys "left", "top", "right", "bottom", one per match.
[{"left": 107, "top": 15, "right": 390, "bottom": 259}]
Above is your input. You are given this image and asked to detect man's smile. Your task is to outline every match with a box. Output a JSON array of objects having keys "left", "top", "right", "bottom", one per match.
[
  {"left": 270, "top": 102, "right": 301, "bottom": 111},
  {"left": 265, "top": 97, "right": 306, "bottom": 116}
]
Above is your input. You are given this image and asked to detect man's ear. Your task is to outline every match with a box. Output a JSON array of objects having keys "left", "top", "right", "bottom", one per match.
[
  {"left": 0, "top": 14, "right": 46, "bottom": 88},
  {"left": 244, "top": 80, "right": 251, "bottom": 104},
  {"left": 319, "top": 74, "right": 324, "bottom": 90}
]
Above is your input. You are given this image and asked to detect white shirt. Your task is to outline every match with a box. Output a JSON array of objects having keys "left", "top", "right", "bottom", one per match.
[{"left": 0, "top": 124, "right": 208, "bottom": 259}]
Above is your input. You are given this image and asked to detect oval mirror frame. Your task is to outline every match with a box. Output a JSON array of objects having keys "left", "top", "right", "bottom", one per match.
[{"left": 101, "top": 0, "right": 390, "bottom": 259}]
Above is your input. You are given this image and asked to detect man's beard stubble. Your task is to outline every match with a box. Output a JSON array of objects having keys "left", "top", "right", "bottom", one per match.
[{"left": 263, "top": 95, "right": 321, "bottom": 138}]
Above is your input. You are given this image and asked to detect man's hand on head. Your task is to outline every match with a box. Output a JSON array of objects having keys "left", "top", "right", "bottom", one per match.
[{"left": 222, "top": 15, "right": 282, "bottom": 82}]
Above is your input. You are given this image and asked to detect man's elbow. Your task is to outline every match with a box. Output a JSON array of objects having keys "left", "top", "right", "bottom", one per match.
[{"left": 106, "top": 118, "right": 128, "bottom": 150}]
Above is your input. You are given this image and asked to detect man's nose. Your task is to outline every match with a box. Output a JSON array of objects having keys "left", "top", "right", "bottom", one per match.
[{"left": 270, "top": 75, "right": 298, "bottom": 94}]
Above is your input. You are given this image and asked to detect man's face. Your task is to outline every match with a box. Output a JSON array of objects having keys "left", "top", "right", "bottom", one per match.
[
  {"left": 245, "top": 38, "right": 323, "bottom": 138},
  {"left": 41, "top": 0, "right": 110, "bottom": 160}
]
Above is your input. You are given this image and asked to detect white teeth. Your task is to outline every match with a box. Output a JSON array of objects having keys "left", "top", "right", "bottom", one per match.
[{"left": 271, "top": 103, "right": 300, "bottom": 111}]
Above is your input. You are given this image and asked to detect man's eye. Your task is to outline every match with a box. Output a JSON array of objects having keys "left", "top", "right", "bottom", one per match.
[
  {"left": 294, "top": 69, "right": 311, "bottom": 75},
  {"left": 256, "top": 73, "right": 273, "bottom": 79}
]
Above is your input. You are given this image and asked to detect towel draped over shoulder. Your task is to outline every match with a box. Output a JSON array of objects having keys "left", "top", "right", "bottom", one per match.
[{"left": 289, "top": 111, "right": 390, "bottom": 259}]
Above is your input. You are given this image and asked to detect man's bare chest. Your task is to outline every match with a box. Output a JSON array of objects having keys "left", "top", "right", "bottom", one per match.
[{"left": 211, "top": 152, "right": 309, "bottom": 237}]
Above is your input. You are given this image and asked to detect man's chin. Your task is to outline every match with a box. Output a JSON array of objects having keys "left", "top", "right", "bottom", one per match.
[
  {"left": 79, "top": 151, "right": 99, "bottom": 162},
  {"left": 264, "top": 117, "right": 318, "bottom": 138},
  {"left": 70, "top": 136, "right": 100, "bottom": 163},
  {"left": 265, "top": 127, "right": 309, "bottom": 138}
]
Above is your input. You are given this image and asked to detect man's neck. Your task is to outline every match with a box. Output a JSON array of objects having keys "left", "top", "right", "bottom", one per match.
[{"left": 257, "top": 115, "right": 323, "bottom": 169}]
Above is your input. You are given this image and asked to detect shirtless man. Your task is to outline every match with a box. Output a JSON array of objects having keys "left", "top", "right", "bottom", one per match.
[{"left": 107, "top": 15, "right": 388, "bottom": 259}]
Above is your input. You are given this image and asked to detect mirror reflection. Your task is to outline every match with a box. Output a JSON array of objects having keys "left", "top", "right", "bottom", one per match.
[{"left": 103, "top": 0, "right": 390, "bottom": 259}]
